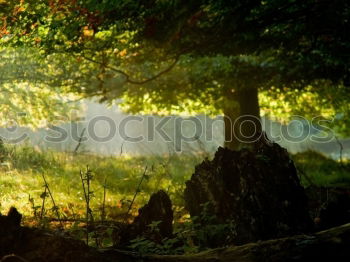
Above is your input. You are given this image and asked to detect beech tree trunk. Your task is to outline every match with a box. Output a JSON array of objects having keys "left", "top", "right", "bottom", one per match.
[{"left": 224, "top": 86, "right": 261, "bottom": 150}]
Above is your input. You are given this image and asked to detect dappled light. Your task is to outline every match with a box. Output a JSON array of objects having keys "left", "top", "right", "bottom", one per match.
[{"left": 0, "top": 0, "right": 350, "bottom": 261}]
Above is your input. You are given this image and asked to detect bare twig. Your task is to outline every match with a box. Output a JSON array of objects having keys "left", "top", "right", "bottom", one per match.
[
  {"left": 124, "top": 166, "right": 148, "bottom": 222},
  {"left": 101, "top": 178, "right": 107, "bottom": 223},
  {"left": 120, "top": 141, "right": 125, "bottom": 156},
  {"left": 41, "top": 173, "right": 63, "bottom": 228},
  {"left": 40, "top": 187, "right": 48, "bottom": 223},
  {"left": 74, "top": 127, "right": 86, "bottom": 154},
  {"left": 334, "top": 136, "right": 344, "bottom": 165},
  {"left": 28, "top": 194, "right": 38, "bottom": 219},
  {"left": 79, "top": 166, "right": 96, "bottom": 245}
]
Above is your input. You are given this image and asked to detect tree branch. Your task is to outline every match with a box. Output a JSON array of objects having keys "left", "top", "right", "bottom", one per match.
[{"left": 79, "top": 53, "right": 180, "bottom": 85}]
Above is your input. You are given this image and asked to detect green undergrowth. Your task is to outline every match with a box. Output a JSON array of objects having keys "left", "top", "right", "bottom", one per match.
[
  {"left": 0, "top": 143, "right": 348, "bottom": 226},
  {"left": 0, "top": 143, "right": 203, "bottom": 224},
  {"left": 292, "top": 150, "right": 350, "bottom": 187}
]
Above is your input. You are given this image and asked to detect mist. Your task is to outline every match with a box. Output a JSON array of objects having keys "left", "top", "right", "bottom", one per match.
[{"left": 0, "top": 100, "right": 348, "bottom": 160}]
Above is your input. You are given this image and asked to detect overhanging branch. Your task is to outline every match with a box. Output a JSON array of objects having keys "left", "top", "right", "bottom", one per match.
[{"left": 78, "top": 53, "right": 180, "bottom": 85}]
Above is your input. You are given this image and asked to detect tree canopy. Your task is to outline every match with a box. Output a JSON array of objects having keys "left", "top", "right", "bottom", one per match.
[
  {"left": 3, "top": 0, "right": 349, "bottom": 82},
  {"left": 1, "top": 0, "right": 350, "bottom": 143},
  {"left": 0, "top": 47, "right": 80, "bottom": 127}
]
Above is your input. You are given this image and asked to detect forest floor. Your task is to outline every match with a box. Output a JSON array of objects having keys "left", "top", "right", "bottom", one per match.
[{"left": 0, "top": 144, "right": 349, "bottom": 252}]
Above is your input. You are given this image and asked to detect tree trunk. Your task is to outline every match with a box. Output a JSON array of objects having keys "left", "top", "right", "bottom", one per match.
[
  {"left": 223, "top": 105, "right": 241, "bottom": 150},
  {"left": 224, "top": 86, "right": 261, "bottom": 150}
]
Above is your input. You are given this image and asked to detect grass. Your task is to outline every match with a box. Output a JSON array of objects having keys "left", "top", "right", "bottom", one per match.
[
  {"left": 0, "top": 143, "right": 349, "bottom": 226},
  {"left": 0, "top": 143, "right": 203, "bottom": 224},
  {"left": 292, "top": 150, "right": 350, "bottom": 187}
]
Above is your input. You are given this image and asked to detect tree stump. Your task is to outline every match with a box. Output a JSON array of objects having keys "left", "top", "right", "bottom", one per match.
[
  {"left": 113, "top": 190, "right": 173, "bottom": 247},
  {"left": 0, "top": 208, "right": 107, "bottom": 262},
  {"left": 184, "top": 135, "right": 313, "bottom": 246}
]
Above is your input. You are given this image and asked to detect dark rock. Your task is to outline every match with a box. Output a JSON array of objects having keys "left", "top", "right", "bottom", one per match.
[
  {"left": 184, "top": 134, "right": 313, "bottom": 246},
  {"left": 0, "top": 207, "right": 22, "bottom": 231},
  {"left": 0, "top": 208, "right": 107, "bottom": 262},
  {"left": 0, "top": 207, "right": 23, "bottom": 255},
  {"left": 7, "top": 208, "right": 22, "bottom": 228},
  {"left": 131, "top": 190, "right": 173, "bottom": 241},
  {"left": 113, "top": 190, "right": 173, "bottom": 247}
]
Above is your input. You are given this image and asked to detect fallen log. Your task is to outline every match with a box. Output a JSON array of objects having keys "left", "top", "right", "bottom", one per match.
[
  {"left": 143, "top": 223, "right": 350, "bottom": 262},
  {"left": 1, "top": 208, "right": 350, "bottom": 261}
]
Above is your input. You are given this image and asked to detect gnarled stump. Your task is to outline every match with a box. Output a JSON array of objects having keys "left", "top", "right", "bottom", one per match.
[
  {"left": 0, "top": 208, "right": 108, "bottom": 262},
  {"left": 184, "top": 135, "right": 313, "bottom": 246},
  {"left": 113, "top": 190, "right": 173, "bottom": 247}
]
